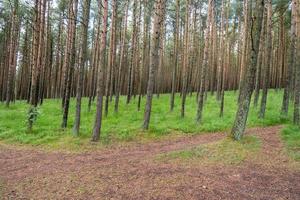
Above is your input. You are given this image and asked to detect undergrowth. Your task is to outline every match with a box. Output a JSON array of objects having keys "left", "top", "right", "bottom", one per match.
[{"left": 0, "top": 90, "right": 294, "bottom": 150}]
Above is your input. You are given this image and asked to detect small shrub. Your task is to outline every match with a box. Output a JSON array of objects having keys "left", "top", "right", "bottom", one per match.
[{"left": 27, "top": 106, "right": 39, "bottom": 131}]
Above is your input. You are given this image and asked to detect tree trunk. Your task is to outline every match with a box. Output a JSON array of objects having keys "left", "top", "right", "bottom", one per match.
[
  {"left": 143, "top": 0, "right": 166, "bottom": 130},
  {"left": 115, "top": 1, "right": 129, "bottom": 113},
  {"left": 73, "top": 0, "right": 91, "bottom": 135},
  {"left": 197, "top": 0, "right": 213, "bottom": 123},
  {"left": 180, "top": 0, "right": 190, "bottom": 118},
  {"left": 259, "top": 0, "right": 272, "bottom": 119},
  {"left": 5, "top": 0, "right": 19, "bottom": 107},
  {"left": 294, "top": 0, "right": 300, "bottom": 126},
  {"left": 231, "top": 0, "right": 264, "bottom": 140},
  {"left": 170, "top": 0, "right": 180, "bottom": 112},
  {"left": 281, "top": 0, "right": 296, "bottom": 117},
  {"left": 61, "top": 0, "right": 78, "bottom": 128},
  {"left": 91, "top": 0, "right": 108, "bottom": 141}
]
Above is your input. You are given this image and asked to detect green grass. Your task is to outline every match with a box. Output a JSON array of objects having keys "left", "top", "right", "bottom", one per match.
[
  {"left": 157, "top": 136, "right": 261, "bottom": 165},
  {"left": 0, "top": 178, "right": 3, "bottom": 200},
  {"left": 0, "top": 90, "right": 294, "bottom": 150},
  {"left": 281, "top": 125, "right": 300, "bottom": 161}
]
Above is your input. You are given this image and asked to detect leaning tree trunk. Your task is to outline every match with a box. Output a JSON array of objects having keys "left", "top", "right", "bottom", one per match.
[
  {"left": 238, "top": 0, "right": 251, "bottom": 102},
  {"left": 143, "top": 0, "right": 166, "bottom": 130},
  {"left": 231, "top": 0, "right": 264, "bottom": 140}
]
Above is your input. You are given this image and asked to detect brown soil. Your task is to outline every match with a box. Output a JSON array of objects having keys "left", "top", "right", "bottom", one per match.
[{"left": 0, "top": 126, "right": 299, "bottom": 200}]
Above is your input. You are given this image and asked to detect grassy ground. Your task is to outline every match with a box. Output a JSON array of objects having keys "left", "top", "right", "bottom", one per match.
[
  {"left": 0, "top": 90, "right": 296, "bottom": 150},
  {"left": 281, "top": 125, "right": 300, "bottom": 161},
  {"left": 0, "top": 179, "right": 3, "bottom": 200},
  {"left": 157, "top": 136, "right": 261, "bottom": 165}
]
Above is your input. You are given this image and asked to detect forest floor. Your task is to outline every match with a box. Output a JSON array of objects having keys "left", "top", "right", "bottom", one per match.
[{"left": 0, "top": 126, "right": 299, "bottom": 199}]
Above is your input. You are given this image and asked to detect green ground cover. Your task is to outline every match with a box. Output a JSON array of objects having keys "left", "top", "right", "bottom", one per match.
[{"left": 0, "top": 90, "right": 297, "bottom": 153}]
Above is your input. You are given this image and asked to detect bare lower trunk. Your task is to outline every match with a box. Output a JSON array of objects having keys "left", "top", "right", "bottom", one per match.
[
  {"left": 294, "top": 0, "right": 300, "bottom": 125},
  {"left": 73, "top": 0, "right": 91, "bottom": 135},
  {"left": 143, "top": 0, "right": 166, "bottom": 130},
  {"left": 281, "top": 0, "right": 296, "bottom": 117},
  {"left": 91, "top": 0, "right": 108, "bottom": 141},
  {"left": 259, "top": 0, "right": 272, "bottom": 119},
  {"left": 231, "top": 0, "right": 264, "bottom": 140}
]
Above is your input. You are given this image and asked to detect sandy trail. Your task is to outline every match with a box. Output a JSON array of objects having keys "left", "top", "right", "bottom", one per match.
[{"left": 0, "top": 126, "right": 299, "bottom": 199}]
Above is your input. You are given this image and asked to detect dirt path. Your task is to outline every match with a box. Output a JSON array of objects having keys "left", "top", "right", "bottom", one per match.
[{"left": 0, "top": 126, "right": 299, "bottom": 200}]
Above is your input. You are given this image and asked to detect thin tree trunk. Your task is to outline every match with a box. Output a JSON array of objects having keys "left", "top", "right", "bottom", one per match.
[
  {"left": 259, "top": 0, "right": 272, "bottom": 119},
  {"left": 281, "top": 0, "right": 296, "bottom": 117},
  {"left": 294, "top": 0, "right": 300, "bottom": 126},
  {"left": 6, "top": 0, "right": 19, "bottom": 107},
  {"left": 91, "top": 0, "right": 108, "bottom": 141},
  {"left": 170, "top": 0, "right": 180, "bottom": 112},
  {"left": 61, "top": 0, "right": 78, "bottom": 128},
  {"left": 73, "top": 0, "right": 91, "bottom": 135},
  {"left": 180, "top": 0, "right": 190, "bottom": 118},
  {"left": 143, "top": 0, "right": 166, "bottom": 130},
  {"left": 115, "top": 1, "right": 129, "bottom": 113},
  {"left": 197, "top": 0, "right": 213, "bottom": 123}
]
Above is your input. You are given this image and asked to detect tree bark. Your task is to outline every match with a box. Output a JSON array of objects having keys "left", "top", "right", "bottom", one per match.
[
  {"left": 143, "top": 0, "right": 166, "bottom": 130},
  {"left": 259, "top": 0, "right": 272, "bottom": 119},
  {"left": 91, "top": 0, "right": 108, "bottom": 141},
  {"left": 231, "top": 0, "right": 264, "bottom": 140},
  {"left": 61, "top": 0, "right": 78, "bottom": 128},
  {"left": 294, "top": 0, "right": 300, "bottom": 126},
  {"left": 115, "top": 1, "right": 129, "bottom": 113},
  {"left": 73, "top": 0, "right": 91, "bottom": 135},
  {"left": 180, "top": 0, "right": 190, "bottom": 118},
  {"left": 281, "top": 0, "right": 296, "bottom": 117}
]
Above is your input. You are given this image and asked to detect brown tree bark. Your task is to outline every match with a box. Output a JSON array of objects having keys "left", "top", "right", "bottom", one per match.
[
  {"left": 143, "top": 0, "right": 166, "bottom": 130},
  {"left": 104, "top": 0, "right": 117, "bottom": 116},
  {"left": 91, "top": 0, "right": 108, "bottom": 141},
  {"left": 181, "top": 0, "right": 190, "bottom": 118},
  {"left": 259, "top": 0, "right": 272, "bottom": 119},
  {"left": 6, "top": 0, "right": 19, "bottom": 107},
  {"left": 294, "top": 0, "right": 300, "bottom": 126},
  {"left": 170, "top": 0, "right": 180, "bottom": 112},
  {"left": 61, "top": 0, "right": 78, "bottom": 128},
  {"left": 73, "top": 0, "right": 91, "bottom": 135},
  {"left": 115, "top": 1, "right": 129, "bottom": 113},
  {"left": 231, "top": 0, "right": 264, "bottom": 140},
  {"left": 281, "top": 0, "right": 297, "bottom": 117},
  {"left": 197, "top": 0, "right": 213, "bottom": 123}
]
